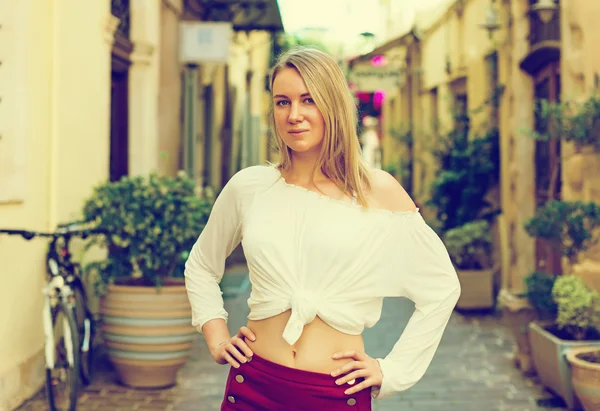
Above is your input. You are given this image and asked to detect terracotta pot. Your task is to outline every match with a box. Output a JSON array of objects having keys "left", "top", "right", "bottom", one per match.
[
  {"left": 100, "top": 279, "right": 197, "bottom": 388},
  {"left": 498, "top": 290, "right": 537, "bottom": 375},
  {"left": 455, "top": 268, "right": 495, "bottom": 310},
  {"left": 566, "top": 346, "right": 600, "bottom": 411}
]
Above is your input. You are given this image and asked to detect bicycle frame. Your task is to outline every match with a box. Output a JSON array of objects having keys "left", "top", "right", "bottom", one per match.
[
  {"left": 0, "top": 223, "right": 102, "bottom": 369},
  {"left": 42, "top": 277, "right": 76, "bottom": 369}
]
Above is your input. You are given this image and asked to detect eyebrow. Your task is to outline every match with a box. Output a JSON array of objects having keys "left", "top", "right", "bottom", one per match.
[{"left": 273, "top": 93, "right": 311, "bottom": 99}]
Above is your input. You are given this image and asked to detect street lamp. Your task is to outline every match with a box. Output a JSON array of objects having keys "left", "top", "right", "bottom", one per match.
[
  {"left": 480, "top": 0, "right": 501, "bottom": 39},
  {"left": 359, "top": 31, "right": 376, "bottom": 54},
  {"left": 531, "top": 0, "right": 558, "bottom": 24}
]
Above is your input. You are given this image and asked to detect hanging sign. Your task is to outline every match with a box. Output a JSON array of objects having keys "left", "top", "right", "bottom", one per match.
[{"left": 180, "top": 22, "right": 232, "bottom": 64}]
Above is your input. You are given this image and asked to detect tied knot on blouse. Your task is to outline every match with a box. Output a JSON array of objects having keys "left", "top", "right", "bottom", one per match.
[{"left": 282, "top": 292, "right": 320, "bottom": 345}]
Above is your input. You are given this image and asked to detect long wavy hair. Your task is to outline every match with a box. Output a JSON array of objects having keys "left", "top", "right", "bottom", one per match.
[{"left": 268, "top": 46, "right": 372, "bottom": 206}]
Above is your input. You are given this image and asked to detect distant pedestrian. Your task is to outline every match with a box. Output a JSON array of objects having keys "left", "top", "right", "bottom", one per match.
[
  {"left": 360, "top": 116, "right": 381, "bottom": 169},
  {"left": 185, "top": 46, "right": 460, "bottom": 410}
]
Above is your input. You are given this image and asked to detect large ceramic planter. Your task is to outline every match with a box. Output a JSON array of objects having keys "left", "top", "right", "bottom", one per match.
[
  {"left": 529, "top": 322, "right": 600, "bottom": 410},
  {"left": 498, "top": 290, "right": 537, "bottom": 375},
  {"left": 100, "top": 279, "right": 197, "bottom": 388},
  {"left": 455, "top": 268, "right": 495, "bottom": 310},
  {"left": 566, "top": 346, "right": 600, "bottom": 411}
]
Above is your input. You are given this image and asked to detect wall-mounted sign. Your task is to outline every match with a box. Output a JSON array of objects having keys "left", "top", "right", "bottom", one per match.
[
  {"left": 180, "top": 22, "right": 232, "bottom": 64},
  {"left": 348, "top": 64, "right": 406, "bottom": 92}
]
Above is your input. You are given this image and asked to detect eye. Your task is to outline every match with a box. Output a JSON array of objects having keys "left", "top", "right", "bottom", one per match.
[
  {"left": 304, "top": 97, "right": 315, "bottom": 104},
  {"left": 275, "top": 100, "right": 289, "bottom": 106}
]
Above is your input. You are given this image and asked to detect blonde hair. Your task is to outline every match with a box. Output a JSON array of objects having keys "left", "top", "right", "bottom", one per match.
[{"left": 268, "top": 46, "right": 372, "bottom": 206}]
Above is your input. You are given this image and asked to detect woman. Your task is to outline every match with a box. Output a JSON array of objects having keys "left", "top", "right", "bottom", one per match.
[{"left": 184, "top": 46, "right": 460, "bottom": 410}]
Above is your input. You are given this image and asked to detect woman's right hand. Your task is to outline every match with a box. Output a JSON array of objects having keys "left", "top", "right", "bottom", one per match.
[{"left": 210, "top": 326, "right": 256, "bottom": 368}]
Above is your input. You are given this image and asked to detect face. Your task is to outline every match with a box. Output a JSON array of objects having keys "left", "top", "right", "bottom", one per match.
[{"left": 272, "top": 67, "right": 326, "bottom": 156}]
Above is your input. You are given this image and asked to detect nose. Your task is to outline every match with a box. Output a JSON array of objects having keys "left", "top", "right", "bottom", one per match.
[{"left": 288, "top": 102, "right": 303, "bottom": 124}]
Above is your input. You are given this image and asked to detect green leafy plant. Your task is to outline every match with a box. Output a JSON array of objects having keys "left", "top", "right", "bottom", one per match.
[
  {"left": 82, "top": 172, "right": 213, "bottom": 289},
  {"left": 530, "top": 94, "right": 600, "bottom": 150},
  {"left": 443, "top": 220, "right": 493, "bottom": 270},
  {"left": 427, "top": 126, "right": 500, "bottom": 233},
  {"left": 388, "top": 127, "right": 414, "bottom": 194},
  {"left": 552, "top": 275, "right": 600, "bottom": 340},
  {"left": 524, "top": 271, "right": 558, "bottom": 320},
  {"left": 524, "top": 200, "right": 600, "bottom": 264}
]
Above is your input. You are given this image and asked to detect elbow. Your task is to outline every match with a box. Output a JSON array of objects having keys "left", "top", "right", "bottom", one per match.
[
  {"left": 448, "top": 276, "right": 461, "bottom": 306},
  {"left": 443, "top": 260, "right": 461, "bottom": 303},
  {"left": 451, "top": 281, "right": 461, "bottom": 304}
]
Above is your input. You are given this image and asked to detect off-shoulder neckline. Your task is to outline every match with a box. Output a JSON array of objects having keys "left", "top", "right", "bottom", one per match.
[{"left": 269, "top": 166, "right": 420, "bottom": 218}]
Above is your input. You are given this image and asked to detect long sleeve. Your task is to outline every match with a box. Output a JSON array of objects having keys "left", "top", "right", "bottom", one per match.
[
  {"left": 184, "top": 171, "right": 245, "bottom": 333},
  {"left": 374, "top": 212, "right": 461, "bottom": 400}
]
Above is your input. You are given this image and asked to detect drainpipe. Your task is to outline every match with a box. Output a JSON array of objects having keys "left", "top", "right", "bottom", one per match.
[
  {"left": 48, "top": 1, "right": 60, "bottom": 230},
  {"left": 182, "top": 63, "right": 199, "bottom": 184}
]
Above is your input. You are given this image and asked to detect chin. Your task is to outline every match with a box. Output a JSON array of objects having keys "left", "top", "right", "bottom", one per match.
[{"left": 286, "top": 141, "right": 322, "bottom": 154}]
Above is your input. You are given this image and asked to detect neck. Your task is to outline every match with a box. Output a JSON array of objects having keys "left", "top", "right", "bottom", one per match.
[{"left": 286, "top": 151, "right": 323, "bottom": 185}]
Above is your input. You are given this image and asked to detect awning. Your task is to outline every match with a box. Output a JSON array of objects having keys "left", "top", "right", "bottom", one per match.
[{"left": 183, "top": 0, "right": 284, "bottom": 32}]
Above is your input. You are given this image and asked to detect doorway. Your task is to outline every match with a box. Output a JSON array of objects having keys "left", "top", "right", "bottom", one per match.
[
  {"left": 110, "top": 70, "right": 129, "bottom": 182},
  {"left": 533, "top": 62, "right": 562, "bottom": 274}
]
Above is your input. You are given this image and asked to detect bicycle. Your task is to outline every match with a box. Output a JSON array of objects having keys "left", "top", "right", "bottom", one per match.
[{"left": 0, "top": 222, "right": 104, "bottom": 411}]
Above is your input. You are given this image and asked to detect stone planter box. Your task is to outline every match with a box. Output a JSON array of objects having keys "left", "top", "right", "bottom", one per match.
[
  {"left": 498, "top": 290, "right": 537, "bottom": 374},
  {"left": 455, "top": 268, "right": 495, "bottom": 310},
  {"left": 529, "top": 322, "right": 600, "bottom": 410}
]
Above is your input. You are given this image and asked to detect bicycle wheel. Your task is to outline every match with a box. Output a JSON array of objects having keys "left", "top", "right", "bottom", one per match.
[
  {"left": 45, "top": 300, "right": 80, "bottom": 411},
  {"left": 72, "top": 282, "right": 95, "bottom": 385}
]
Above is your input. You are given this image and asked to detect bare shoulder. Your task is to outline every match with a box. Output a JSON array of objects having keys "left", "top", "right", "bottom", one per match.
[{"left": 368, "top": 169, "right": 417, "bottom": 213}]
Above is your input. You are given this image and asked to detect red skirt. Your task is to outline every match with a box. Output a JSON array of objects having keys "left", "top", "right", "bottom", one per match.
[{"left": 220, "top": 353, "right": 372, "bottom": 410}]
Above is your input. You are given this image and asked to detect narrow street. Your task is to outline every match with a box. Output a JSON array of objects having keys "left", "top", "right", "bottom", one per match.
[{"left": 17, "top": 266, "right": 565, "bottom": 411}]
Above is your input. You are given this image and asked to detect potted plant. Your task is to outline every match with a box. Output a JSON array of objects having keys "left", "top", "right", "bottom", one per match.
[
  {"left": 531, "top": 275, "right": 600, "bottom": 411},
  {"left": 531, "top": 94, "right": 600, "bottom": 152},
  {"left": 427, "top": 126, "right": 500, "bottom": 310},
  {"left": 427, "top": 126, "right": 500, "bottom": 234},
  {"left": 524, "top": 200, "right": 600, "bottom": 409},
  {"left": 443, "top": 220, "right": 496, "bottom": 309},
  {"left": 524, "top": 200, "right": 600, "bottom": 269},
  {"left": 498, "top": 271, "right": 558, "bottom": 375},
  {"left": 82, "top": 172, "right": 213, "bottom": 388}
]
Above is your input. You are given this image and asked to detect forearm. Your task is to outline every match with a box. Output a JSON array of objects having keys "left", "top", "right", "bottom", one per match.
[{"left": 202, "top": 318, "right": 231, "bottom": 354}]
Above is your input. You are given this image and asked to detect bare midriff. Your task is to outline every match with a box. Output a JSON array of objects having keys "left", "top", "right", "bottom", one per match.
[{"left": 246, "top": 310, "right": 364, "bottom": 374}]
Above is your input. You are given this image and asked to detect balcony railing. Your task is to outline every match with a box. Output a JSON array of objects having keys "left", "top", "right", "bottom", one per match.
[
  {"left": 528, "top": 0, "right": 560, "bottom": 46},
  {"left": 111, "top": 0, "right": 130, "bottom": 39}
]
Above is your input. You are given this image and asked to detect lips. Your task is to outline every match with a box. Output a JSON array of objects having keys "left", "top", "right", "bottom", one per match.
[{"left": 288, "top": 130, "right": 308, "bottom": 134}]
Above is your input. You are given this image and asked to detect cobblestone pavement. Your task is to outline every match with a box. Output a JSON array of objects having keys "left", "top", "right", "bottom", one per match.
[{"left": 16, "top": 268, "right": 566, "bottom": 411}]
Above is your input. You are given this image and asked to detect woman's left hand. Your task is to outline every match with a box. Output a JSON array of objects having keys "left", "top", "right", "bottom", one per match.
[{"left": 330, "top": 350, "right": 383, "bottom": 395}]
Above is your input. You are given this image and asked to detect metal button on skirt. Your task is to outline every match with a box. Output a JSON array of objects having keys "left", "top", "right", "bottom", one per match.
[{"left": 220, "top": 353, "right": 372, "bottom": 410}]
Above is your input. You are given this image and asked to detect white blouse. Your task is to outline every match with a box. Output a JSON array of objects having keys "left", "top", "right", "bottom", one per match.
[{"left": 184, "top": 165, "right": 460, "bottom": 400}]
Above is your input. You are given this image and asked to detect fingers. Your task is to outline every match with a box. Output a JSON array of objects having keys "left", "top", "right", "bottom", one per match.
[
  {"left": 220, "top": 326, "right": 256, "bottom": 368},
  {"left": 334, "top": 369, "right": 369, "bottom": 386},
  {"left": 231, "top": 335, "right": 254, "bottom": 358},
  {"left": 344, "top": 378, "right": 373, "bottom": 395},
  {"left": 330, "top": 360, "right": 362, "bottom": 377},
  {"left": 223, "top": 351, "right": 241, "bottom": 369},
  {"left": 237, "top": 326, "right": 256, "bottom": 342},
  {"left": 331, "top": 350, "right": 364, "bottom": 361},
  {"left": 224, "top": 342, "right": 248, "bottom": 368}
]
